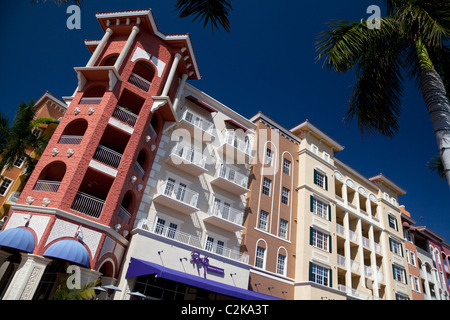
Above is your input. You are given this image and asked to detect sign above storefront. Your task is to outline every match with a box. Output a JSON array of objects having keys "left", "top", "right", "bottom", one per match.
[{"left": 190, "top": 251, "right": 225, "bottom": 277}]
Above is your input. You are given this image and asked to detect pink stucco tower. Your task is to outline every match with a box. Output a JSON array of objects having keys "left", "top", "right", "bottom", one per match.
[{"left": 0, "top": 9, "right": 200, "bottom": 300}]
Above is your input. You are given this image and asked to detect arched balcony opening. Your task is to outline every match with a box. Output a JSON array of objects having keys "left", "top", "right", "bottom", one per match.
[
  {"left": 71, "top": 167, "right": 114, "bottom": 219},
  {"left": 112, "top": 89, "right": 145, "bottom": 127},
  {"left": 33, "top": 161, "right": 66, "bottom": 192},
  {"left": 128, "top": 61, "right": 155, "bottom": 92},
  {"left": 147, "top": 113, "right": 160, "bottom": 141},
  {"left": 93, "top": 126, "right": 130, "bottom": 169},
  {"left": 79, "top": 85, "right": 106, "bottom": 105},
  {"left": 58, "top": 118, "right": 88, "bottom": 145},
  {"left": 101, "top": 54, "right": 119, "bottom": 67},
  {"left": 134, "top": 149, "right": 148, "bottom": 180},
  {"left": 118, "top": 190, "right": 134, "bottom": 224}
]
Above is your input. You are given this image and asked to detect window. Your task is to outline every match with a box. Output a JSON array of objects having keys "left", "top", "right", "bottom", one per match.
[
  {"left": 389, "top": 238, "right": 403, "bottom": 256},
  {"left": 309, "top": 263, "right": 330, "bottom": 287},
  {"left": 205, "top": 236, "right": 224, "bottom": 255},
  {"left": 404, "top": 229, "right": 413, "bottom": 243},
  {"left": 281, "top": 187, "right": 289, "bottom": 205},
  {"left": 410, "top": 251, "right": 417, "bottom": 267},
  {"left": 13, "top": 156, "right": 26, "bottom": 168},
  {"left": 388, "top": 215, "right": 398, "bottom": 231},
  {"left": 393, "top": 265, "right": 407, "bottom": 284},
  {"left": 279, "top": 219, "right": 288, "bottom": 239},
  {"left": 265, "top": 148, "right": 273, "bottom": 165},
  {"left": 255, "top": 246, "right": 266, "bottom": 269},
  {"left": 262, "top": 177, "right": 271, "bottom": 196},
  {"left": 213, "top": 198, "right": 231, "bottom": 220},
  {"left": 314, "top": 169, "right": 328, "bottom": 190},
  {"left": 311, "top": 228, "right": 330, "bottom": 252},
  {"left": 395, "top": 293, "right": 409, "bottom": 300},
  {"left": 413, "top": 276, "right": 421, "bottom": 292},
  {"left": 276, "top": 254, "right": 286, "bottom": 276},
  {"left": 311, "top": 196, "right": 330, "bottom": 220},
  {"left": 283, "top": 159, "right": 291, "bottom": 175},
  {"left": 0, "top": 177, "right": 13, "bottom": 197},
  {"left": 258, "top": 210, "right": 269, "bottom": 231},
  {"left": 154, "top": 217, "right": 178, "bottom": 239}
]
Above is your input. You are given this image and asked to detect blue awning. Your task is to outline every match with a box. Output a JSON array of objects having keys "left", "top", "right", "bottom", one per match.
[
  {"left": 0, "top": 227, "right": 35, "bottom": 253},
  {"left": 43, "top": 239, "right": 90, "bottom": 267},
  {"left": 126, "top": 257, "right": 283, "bottom": 300}
]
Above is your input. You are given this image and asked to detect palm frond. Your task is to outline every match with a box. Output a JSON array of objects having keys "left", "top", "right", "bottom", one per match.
[
  {"left": 175, "top": 0, "right": 232, "bottom": 33},
  {"left": 30, "top": 0, "right": 83, "bottom": 6},
  {"left": 0, "top": 112, "right": 9, "bottom": 153},
  {"left": 427, "top": 154, "right": 445, "bottom": 179}
]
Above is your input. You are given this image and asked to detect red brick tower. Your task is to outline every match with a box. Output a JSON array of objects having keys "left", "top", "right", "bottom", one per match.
[{"left": 0, "top": 9, "right": 200, "bottom": 300}]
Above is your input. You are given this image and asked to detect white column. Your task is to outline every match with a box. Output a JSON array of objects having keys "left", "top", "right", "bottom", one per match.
[
  {"left": 114, "top": 26, "right": 140, "bottom": 71},
  {"left": 369, "top": 225, "right": 379, "bottom": 297},
  {"left": 172, "top": 73, "right": 189, "bottom": 111},
  {"left": 161, "top": 53, "right": 182, "bottom": 96},
  {"left": 86, "top": 28, "right": 113, "bottom": 67},
  {"left": 343, "top": 212, "right": 352, "bottom": 289},
  {"left": 421, "top": 263, "right": 431, "bottom": 300},
  {"left": 2, "top": 254, "right": 52, "bottom": 300}
]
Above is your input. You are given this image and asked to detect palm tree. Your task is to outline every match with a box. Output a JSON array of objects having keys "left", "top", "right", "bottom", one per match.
[
  {"left": 0, "top": 112, "right": 9, "bottom": 154},
  {"left": 0, "top": 101, "right": 51, "bottom": 174},
  {"left": 315, "top": 0, "right": 450, "bottom": 190},
  {"left": 427, "top": 155, "right": 445, "bottom": 180},
  {"left": 31, "top": 0, "right": 232, "bottom": 33}
]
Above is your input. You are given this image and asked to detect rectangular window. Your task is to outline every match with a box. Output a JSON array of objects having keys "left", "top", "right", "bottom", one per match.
[
  {"left": 310, "top": 263, "right": 329, "bottom": 287},
  {"left": 262, "top": 177, "right": 271, "bottom": 196},
  {"left": 414, "top": 276, "right": 421, "bottom": 292},
  {"left": 390, "top": 239, "right": 403, "bottom": 256},
  {"left": 279, "top": 219, "right": 288, "bottom": 239},
  {"left": 311, "top": 228, "right": 329, "bottom": 251},
  {"left": 265, "top": 148, "right": 273, "bottom": 165},
  {"left": 276, "top": 254, "right": 286, "bottom": 275},
  {"left": 283, "top": 159, "right": 291, "bottom": 175},
  {"left": 258, "top": 210, "right": 269, "bottom": 231},
  {"left": 0, "top": 178, "right": 13, "bottom": 197},
  {"left": 410, "top": 251, "right": 417, "bottom": 267},
  {"left": 314, "top": 169, "right": 328, "bottom": 190},
  {"left": 155, "top": 218, "right": 166, "bottom": 235},
  {"left": 255, "top": 246, "right": 266, "bottom": 269},
  {"left": 13, "top": 156, "right": 26, "bottom": 168},
  {"left": 393, "top": 265, "right": 406, "bottom": 284},
  {"left": 388, "top": 215, "right": 398, "bottom": 231},
  {"left": 281, "top": 187, "right": 289, "bottom": 205},
  {"left": 311, "top": 197, "right": 329, "bottom": 220},
  {"left": 205, "top": 236, "right": 215, "bottom": 252}
]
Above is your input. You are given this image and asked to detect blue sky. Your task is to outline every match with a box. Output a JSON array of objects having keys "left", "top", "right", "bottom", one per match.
[{"left": 0, "top": 1, "right": 449, "bottom": 240}]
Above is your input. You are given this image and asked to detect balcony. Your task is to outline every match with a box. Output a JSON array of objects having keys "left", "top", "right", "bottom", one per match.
[
  {"left": 349, "top": 230, "right": 358, "bottom": 243},
  {"left": 350, "top": 259, "right": 360, "bottom": 274},
  {"left": 364, "top": 265, "right": 373, "bottom": 279},
  {"left": 137, "top": 218, "right": 249, "bottom": 264},
  {"left": 79, "top": 97, "right": 102, "bottom": 105},
  {"left": 336, "top": 224, "right": 345, "bottom": 237},
  {"left": 337, "top": 254, "right": 346, "bottom": 268},
  {"left": 204, "top": 202, "right": 245, "bottom": 232},
  {"left": 33, "top": 180, "right": 61, "bottom": 193},
  {"left": 362, "top": 236, "right": 371, "bottom": 250},
  {"left": 93, "top": 145, "right": 122, "bottom": 169},
  {"left": 59, "top": 135, "right": 83, "bottom": 145},
  {"left": 128, "top": 72, "right": 151, "bottom": 92},
  {"left": 6, "top": 191, "right": 21, "bottom": 204},
  {"left": 71, "top": 191, "right": 104, "bottom": 219},
  {"left": 216, "top": 130, "right": 253, "bottom": 164},
  {"left": 111, "top": 105, "right": 138, "bottom": 128},
  {"left": 338, "top": 285, "right": 371, "bottom": 300},
  {"left": 165, "top": 143, "right": 207, "bottom": 176},
  {"left": 153, "top": 181, "right": 199, "bottom": 215},
  {"left": 134, "top": 161, "right": 145, "bottom": 180},
  {"left": 210, "top": 164, "right": 249, "bottom": 195},
  {"left": 177, "top": 110, "right": 215, "bottom": 142}
]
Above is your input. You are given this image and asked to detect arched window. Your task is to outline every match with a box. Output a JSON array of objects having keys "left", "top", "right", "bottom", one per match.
[
  {"left": 118, "top": 190, "right": 134, "bottom": 224},
  {"left": 34, "top": 161, "right": 66, "bottom": 192},
  {"left": 255, "top": 239, "right": 267, "bottom": 270},
  {"left": 102, "top": 54, "right": 119, "bottom": 67},
  {"left": 134, "top": 149, "right": 148, "bottom": 179},
  {"left": 128, "top": 61, "right": 155, "bottom": 92},
  {"left": 276, "top": 247, "right": 288, "bottom": 276},
  {"left": 59, "top": 119, "right": 88, "bottom": 145}
]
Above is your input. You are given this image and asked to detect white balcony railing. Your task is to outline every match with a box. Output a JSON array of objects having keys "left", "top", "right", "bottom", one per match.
[
  {"left": 337, "top": 254, "right": 346, "bottom": 268},
  {"left": 118, "top": 206, "right": 131, "bottom": 224},
  {"left": 362, "top": 236, "right": 371, "bottom": 249},
  {"left": 364, "top": 265, "right": 373, "bottom": 278},
  {"left": 338, "top": 285, "right": 371, "bottom": 300},
  {"left": 180, "top": 110, "right": 214, "bottom": 136},
  {"left": 336, "top": 224, "right": 345, "bottom": 237},
  {"left": 349, "top": 229, "right": 358, "bottom": 242},
  {"left": 112, "top": 105, "right": 138, "bottom": 127},
  {"left": 134, "top": 161, "right": 145, "bottom": 179},
  {"left": 374, "top": 242, "right": 382, "bottom": 254},
  {"left": 171, "top": 143, "right": 206, "bottom": 169},
  {"left": 59, "top": 135, "right": 83, "bottom": 145},
  {"left": 216, "top": 164, "right": 248, "bottom": 189},
  {"left": 137, "top": 218, "right": 249, "bottom": 264},
  {"left": 79, "top": 97, "right": 102, "bottom": 105},
  {"left": 208, "top": 202, "right": 244, "bottom": 226},
  {"left": 222, "top": 130, "right": 252, "bottom": 157},
  {"left": 71, "top": 191, "right": 104, "bottom": 218},
  {"left": 93, "top": 145, "right": 122, "bottom": 168},
  {"left": 159, "top": 181, "right": 199, "bottom": 208},
  {"left": 128, "top": 72, "right": 151, "bottom": 92},
  {"left": 33, "top": 180, "right": 61, "bottom": 192},
  {"left": 351, "top": 259, "right": 360, "bottom": 273}
]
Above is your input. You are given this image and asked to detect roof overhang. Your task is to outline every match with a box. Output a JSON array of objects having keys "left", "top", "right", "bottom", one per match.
[
  {"left": 290, "top": 120, "right": 345, "bottom": 153},
  {"left": 369, "top": 174, "right": 407, "bottom": 196},
  {"left": 86, "top": 9, "right": 201, "bottom": 81}
]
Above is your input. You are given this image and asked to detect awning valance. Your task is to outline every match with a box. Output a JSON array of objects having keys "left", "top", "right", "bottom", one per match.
[{"left": 126, "top": 257, "right": 282, "bottom": 300}]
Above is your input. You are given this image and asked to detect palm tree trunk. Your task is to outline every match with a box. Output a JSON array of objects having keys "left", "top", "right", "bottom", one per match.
[{"left": 419, "top": 66, "right": 450, "bottom": 190}]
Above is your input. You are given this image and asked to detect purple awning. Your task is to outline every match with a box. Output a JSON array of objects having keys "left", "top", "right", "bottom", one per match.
[{"left": 125, "top": 257, "right": 283, "bottom": 300}]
